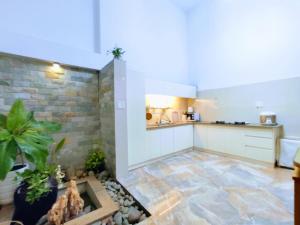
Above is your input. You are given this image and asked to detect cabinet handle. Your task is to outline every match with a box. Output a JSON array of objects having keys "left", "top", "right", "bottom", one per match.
[
  {"left": 244, "top": 135, "right": 272, "bottom": 139},
  {"left": 244, "top": 144, "right": 272, "bottom": 150}
]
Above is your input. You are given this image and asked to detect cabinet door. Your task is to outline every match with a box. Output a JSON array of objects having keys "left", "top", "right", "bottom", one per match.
[
  {"left": 160, "top": 128, "right": 174, "bottom": 156},
  {"left": 194, "top": 125, "right": 208, "bottom": 149},
  {"left": 174, "top": 125, "right": 193, "bottom": 152},
  {"left": 146, "top": 130, "right": 161, "bottom": 160},
  {"left": 226, "top": 127, "right": 244, "bottom": 157},
  {"left": 206, "top": 126, "right": 228, "bottom": 153}
]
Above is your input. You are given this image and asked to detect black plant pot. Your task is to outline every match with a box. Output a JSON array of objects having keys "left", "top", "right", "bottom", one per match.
[
  {"left": 93, "top": 162, "right": 105, "bottom": 174},
  {"left": 11, "top": 178, "right": 58, "bottom": 225}
]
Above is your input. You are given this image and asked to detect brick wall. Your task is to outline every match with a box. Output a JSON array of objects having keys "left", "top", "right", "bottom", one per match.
[
  {"left": 99, "top": 61, "right": 116, "bottom": 176},
  {"left": 0, "top": 54, "right": 101, "bottom": 169}
]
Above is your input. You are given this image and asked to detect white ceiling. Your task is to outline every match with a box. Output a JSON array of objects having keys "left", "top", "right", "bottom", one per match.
[{"left": 170, "top": 0, "right": 201, "bottom": 12}]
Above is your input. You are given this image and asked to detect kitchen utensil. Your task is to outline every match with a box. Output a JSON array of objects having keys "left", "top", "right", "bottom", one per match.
[
  {"left": 172, "top": 111, "right": 179, "bottom": 123},
  {"left": 146, "top": 112, "right": 152, "bottom": 120}
]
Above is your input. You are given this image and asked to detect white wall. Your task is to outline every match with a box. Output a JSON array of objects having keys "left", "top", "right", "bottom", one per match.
[
  {"left": 0, "top": 0, "right": 108, "bottom": 69},
  {"left": 188, "top": 0, "right": 300, "bottom": 90},
  {"left": 0, "top": 0, "right": 190, "bottom": 84},
  {"left": 101, "top": 0, "right": 189, "bottom": 84},
  {"left": 0, "top": 0, "right": 97, "bottom": 52}
]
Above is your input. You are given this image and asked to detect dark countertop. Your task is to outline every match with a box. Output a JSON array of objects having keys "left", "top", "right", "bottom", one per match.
[{"left": 146, "top": 121, "right": 283, "bottom": 130}]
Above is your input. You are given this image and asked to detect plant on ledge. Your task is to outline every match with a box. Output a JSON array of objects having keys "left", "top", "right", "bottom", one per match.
[
  {"left": 107, "top": 47, "right": 125, "bottom": 59},
  {"left": 85, "top": 149, "right": 106, "bottom": 173}
]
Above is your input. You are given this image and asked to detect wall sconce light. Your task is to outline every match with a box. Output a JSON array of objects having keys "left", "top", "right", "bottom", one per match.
[
  {"left": 52, "top": 63, "right": 61, "bottom": 70},
  {"left": 50, "top": 62, "right": 64, "bottom": 74},
  {"left": 46, "top": 62, "right": 64, "bottom": 79}
]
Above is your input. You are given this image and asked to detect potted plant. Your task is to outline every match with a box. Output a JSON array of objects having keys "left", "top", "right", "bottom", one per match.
[
  {"left": 85, "top": 150, "right": 106, "bottom": 174},
  {"left": 0, "top": 99, "right": 64, "bottom": 225},
  {"left": 107, "top": 47, "right": 125, "bottom": 59}
]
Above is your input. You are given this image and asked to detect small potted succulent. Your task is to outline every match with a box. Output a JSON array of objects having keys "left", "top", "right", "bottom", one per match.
[
  {"left": 107, "top": 47, "right": 125, "bottom": 59},
  {"left": 85, "top": 150, "right": 106, "bottom": 174},
  {"left": 0, "top": 99, "right": 65, "bottom": 225}
]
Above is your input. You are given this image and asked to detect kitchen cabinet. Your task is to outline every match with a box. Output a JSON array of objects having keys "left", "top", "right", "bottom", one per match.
[
  {"left": 160, "top": 128, "right": 174, "bottom": 155},
  {"left": 194, "top": 124, "right": 282, "bottom": 164},
  {"left": 146, "top": 129, "right": 161, "bottom": 160},
  {"left": 174, "top": 125, "right": 194, "bottom": 152},
  {"left": 194, "top": 125, "right": 208, "bottom": 149},
  {"left": 145, "top": 79, "right": 196, "bottom": 98},
  {"left": 140, "top": 125, "right": 193, "bottom": 166}
]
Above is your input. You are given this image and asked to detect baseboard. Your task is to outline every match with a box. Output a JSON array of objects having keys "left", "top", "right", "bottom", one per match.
[
  {"left": 193, "top": 147, "right": 275, "bottom": 167},
  {"left": 128, "top": 148, "right": 193, "bottom": 171}
]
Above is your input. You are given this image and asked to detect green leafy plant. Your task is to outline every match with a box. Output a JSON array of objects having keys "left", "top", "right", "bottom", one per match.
[
  {"left": 85, "top": 150, "right": 105, "bottom": 172},
  {"left": 50, "top": 137, "right": 66, "bottom": 164},
  {"left": 107, "top": 47, "right": 125, "bottom": 59},
  {"left": 16, "top": 166, "right": 56, "bottom": 204},
  {"left": 15, "top": 139, "right": 66, "bottom": 204},
  {"left": 0, "top": 99, "right": 61, "bottom": 180}
]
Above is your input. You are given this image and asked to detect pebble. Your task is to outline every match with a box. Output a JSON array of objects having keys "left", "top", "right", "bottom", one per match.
[
  {"left": 139, "top": 213, "right": 147, "bottom": 222},
  {"left": 113, "top": 212, "right": 123, "bottom": 225},
  {"left": 128, "top": 207, "right": 142, "bottom": 224},
  {"left": 119, "top": 189, "right": 125, "bottom": 195},
  {"left": 98, "top": 170, "right": 147, "bottom": 225},
  {"left": 124, "top": 199, "right": 133, "bottom": 207},
  {"left": 121, "top": 206, "right": 129, "bottom": 214}
]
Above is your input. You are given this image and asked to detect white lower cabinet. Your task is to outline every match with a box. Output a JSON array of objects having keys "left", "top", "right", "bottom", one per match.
[
  {"left": 194, "top": 124, "right": 281, "bottom": 164},
  {"left": 146, "top": 129, "right": 161, "bottom": 160},
  {"left": 141, "top": 124, "right": 280, "bottom": 166},
  {"left": 160, "top": 128, "right": 174, "bottom": 155},
  {"left": 194, "top": 125, "right": 208, "bottom": 149},
  {"left": 174, "top": 125, "right": 193, "bottom": 152},
  {"left": 145, "top": 125, "right": 193, "bottom": 162}
]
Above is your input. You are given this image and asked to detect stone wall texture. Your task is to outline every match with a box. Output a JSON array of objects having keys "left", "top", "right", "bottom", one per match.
[
  {"left": 99, "top": 61, "right": 116, "bottom": 177},
  {"left": 0, "top": 54, "right": 101, "bottom": 168}
]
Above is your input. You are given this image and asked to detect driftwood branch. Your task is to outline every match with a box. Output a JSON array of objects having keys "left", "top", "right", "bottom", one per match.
[{"left": 47, "top": 180, "right": 84, "bottom": 225}]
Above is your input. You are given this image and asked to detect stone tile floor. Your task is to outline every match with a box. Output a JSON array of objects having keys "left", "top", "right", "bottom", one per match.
[{"left": 120, "top": 151, "right": 293, "bottom": 225}]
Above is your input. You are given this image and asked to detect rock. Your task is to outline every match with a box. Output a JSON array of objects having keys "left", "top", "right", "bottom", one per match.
[
  {"left": 108, "top": 191, "right": 115, "bottom": 197},
  {"left": 83, "top": 205, "right": 92, "bottom": 214},
  {"left": 36, "top": 215, "right": 48, "bottom": 225},
  {"left": 121, "top": 206, "right": 129, "bottom": 214},
  {"left": 119, "top": 189, "right": 125, "bottom": 196},
  {"left": 114, "top": 212, "right": 123, "bottom": 225},
  {"left": 122, "top": 218, "right": 130, "bottom": 225},
  {"left": 88, "top": 171, "right": 95, "bottom": 177},
  {"left": 99, "top": 170, "right": 109, "bottom": 179},
  {"left": 112, "top": 183, "right": 121, "bottom": 190},
  {"left": 128, "top": 207, "right": 142, "bottom": 224},
  {"left": 119, "top": 198, "right": 124, "bottom": 206},
  {"left": 107, "top": 185, "right": 116, "bottom": 192},
  {"left": 123, "top": 199, "right": 132, "bottom": 207},
  {"left": 139, "top": 213, "right": 147, "bottom": 222}
]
